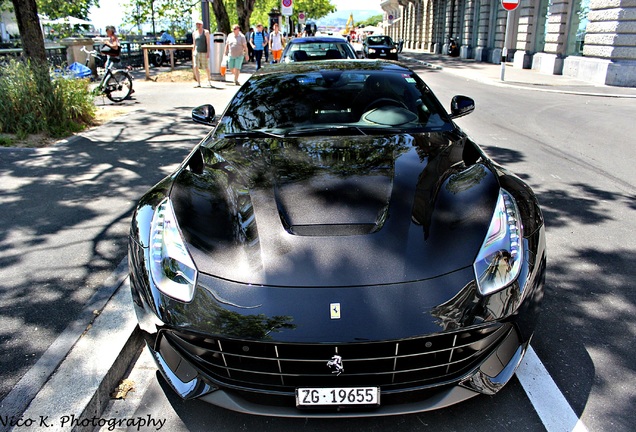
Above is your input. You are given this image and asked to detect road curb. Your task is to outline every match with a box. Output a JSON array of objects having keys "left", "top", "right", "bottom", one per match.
[{"left": 11, "top": 278, "right": 143, "bottom": 432}]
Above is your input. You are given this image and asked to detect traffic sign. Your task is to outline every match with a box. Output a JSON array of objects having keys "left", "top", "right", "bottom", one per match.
[
  {"left": 501, "top": 0, "right": 519, "bottom": 11},
  {"left": 282, "top": 0, "right": 293, "bottom": 16},
  {"left": 299, "top": 12, "right": 306, "bottom": 24}
]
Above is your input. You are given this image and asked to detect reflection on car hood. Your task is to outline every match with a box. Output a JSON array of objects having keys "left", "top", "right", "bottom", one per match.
[{"left": 170, "top": 133, "right": 500, "bottom": 287}]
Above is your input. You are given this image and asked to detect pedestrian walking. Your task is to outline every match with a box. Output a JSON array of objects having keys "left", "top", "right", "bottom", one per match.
[
  {"left": 269, "top": 23, "right": 285, "bottom": 64},
  {"left": 192, "top": 20, "right": 211, "bottom": 87},
  {"left": 225, "top": 25, "right": 249, "bottom": 86},
  {"left": 250, "top": 24, "right": 268, "bottom": 70}
]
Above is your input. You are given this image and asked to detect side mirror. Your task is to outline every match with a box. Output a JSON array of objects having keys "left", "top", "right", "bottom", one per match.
[
  {"left": 450, "top": 95, "right": 475, "bottom": 119},
  {"left": 192, "top": 104, "right": 216, "bottom": 126}
]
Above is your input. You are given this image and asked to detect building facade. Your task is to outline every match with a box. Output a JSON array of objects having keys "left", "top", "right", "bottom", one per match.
[{"left": 381, "top": 0, "right": 636, "bottom": 86}]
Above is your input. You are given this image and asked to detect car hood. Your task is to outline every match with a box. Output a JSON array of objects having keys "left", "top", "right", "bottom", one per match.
[{"left": 170, "top": 133, "right": 500, "bottom": 287}]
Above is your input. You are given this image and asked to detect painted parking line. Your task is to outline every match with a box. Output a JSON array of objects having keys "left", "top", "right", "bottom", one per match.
[{"left": 517, "top": 346, "right": 589, "bottom": 432}]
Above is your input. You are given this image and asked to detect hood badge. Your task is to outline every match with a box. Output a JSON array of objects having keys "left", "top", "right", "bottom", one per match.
[
  {"left": 327, "top": 354, "right": 344, "bottom": 376},
  {"left": 330, "top": 303, "right": 341, "bottom": 320}
]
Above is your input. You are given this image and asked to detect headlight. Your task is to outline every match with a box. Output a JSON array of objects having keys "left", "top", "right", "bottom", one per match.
[
  {"left": 369, "top": 48, "right": 376, "bottom": 54},
  {"left": 149, "top": 198, "right": 198, "bottom": 302},
  {"left": 474, "top": 189, "right": 523, "bottom": 296},
  {"left": 390, "top": 48, "right": 397, "bottom": 53}
]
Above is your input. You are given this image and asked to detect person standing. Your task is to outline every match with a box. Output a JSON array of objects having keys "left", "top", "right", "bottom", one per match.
[
  {"left": 250, "top": 24, "right": 268, "bottom": 70},
  {"left": 246, "top": 27, "right": 254, "bottom": 61},
  {"left": 192, "top": 20, "right": 211, "bottom": 87},
  {"left": 263, "top": 26, "right": 270, "bottom": 63},
  {"left": 224, "top": 25, "right": 249, "bottom": 86},
  {"left": 269, "top": 23, "right": 285, "bottom": 64}
]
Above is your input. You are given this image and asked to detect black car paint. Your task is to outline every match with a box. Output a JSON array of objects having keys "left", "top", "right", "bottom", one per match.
[
  {"left": 363, "top": 35, "right": 399, "bottom": 61},
  {"left": 128, "top": 61, "right": 546, "bottom": 416}
]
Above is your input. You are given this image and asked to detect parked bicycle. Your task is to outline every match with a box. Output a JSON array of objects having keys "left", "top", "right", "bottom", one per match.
[{"left": 80, "top": 46, "right": 134, "bottom": 103}]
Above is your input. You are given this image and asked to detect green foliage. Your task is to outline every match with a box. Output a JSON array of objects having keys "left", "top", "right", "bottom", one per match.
[
  {"left": 36, "top": 0, "right": 98, "bottom": 19},
  {"left": 0, "top": 60, "right": 95, "bottom": 138},
  {"left": 356, "top": 14, "right": 383, "bottom": 28},
  {"left": 249, "top": 0, "right": 336, "bottom": 27},
  {"left": 0, "top": 135, "right": 15, "bottom": 146},
  {"left": 123, "top": 0, "right": 195, "bottom": 36}
]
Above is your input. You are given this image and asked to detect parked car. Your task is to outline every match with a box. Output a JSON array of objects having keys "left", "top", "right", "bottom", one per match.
[
  {"left": 363, "top": 35, "right": 399, "bottom": 60},
  {"left": 281, "top": 36, "right": 357, "bottom": 63},
  {"left": 129, "top": 60, "right": 546, "bottom": 417}
]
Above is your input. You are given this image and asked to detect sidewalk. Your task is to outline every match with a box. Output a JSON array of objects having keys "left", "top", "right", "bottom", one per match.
[{"left": 401, "top": 50, "right": 636, "bottom": 98}]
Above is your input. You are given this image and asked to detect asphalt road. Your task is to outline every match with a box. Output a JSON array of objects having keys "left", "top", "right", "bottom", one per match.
[
  {"left": 99, "top": 61, "right": 635, "bottom": 431},
  {"left": 1, "top": 59, "right": 635, "bottom": 431},
  {"left": 0, "top": 71, "right": 242, "bottom": 403}
]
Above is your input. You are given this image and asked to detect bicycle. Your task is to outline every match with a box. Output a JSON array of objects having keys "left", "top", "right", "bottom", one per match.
[{"left": 80, "top": 46, "right": 134, "bottom": 103}]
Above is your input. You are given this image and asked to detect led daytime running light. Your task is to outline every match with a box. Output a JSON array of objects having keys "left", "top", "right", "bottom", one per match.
[
  {"left": 474, "top": 190, "right": 523, "bottom": 296},
  {"left": 149, "top": 198, "right": 197, "bottom": 302}
]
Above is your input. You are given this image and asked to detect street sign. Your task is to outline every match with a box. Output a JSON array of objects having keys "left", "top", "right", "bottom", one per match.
[
  {"left": 501, "top": 0, "right": 519, "bottom": 11},
  {"left": 282, "top": 0, "right": 293, "bottom": 16},
  {"left": 299, "top": 12, "right": 306, "bottom": 24}
]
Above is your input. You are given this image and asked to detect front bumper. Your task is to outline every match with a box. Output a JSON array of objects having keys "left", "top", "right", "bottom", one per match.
[{"left": 128, "top": 221, "right": 545, "bottom": 416}]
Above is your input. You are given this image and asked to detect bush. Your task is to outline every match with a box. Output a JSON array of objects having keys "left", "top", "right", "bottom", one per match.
[{"left": 0, "top": 60, "right": 96, "bottom": 138}]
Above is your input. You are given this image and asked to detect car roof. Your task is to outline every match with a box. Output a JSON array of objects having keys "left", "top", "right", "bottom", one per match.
[
  {"left": 289, "top": 36, "right": 350, "bottom": 44},
  {"left": 252, "top": 59, "right": 410, "bottom": 77}
]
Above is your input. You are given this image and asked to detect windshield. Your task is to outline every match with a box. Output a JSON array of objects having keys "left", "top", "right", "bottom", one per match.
[
  {"left": 214, "top": 69, "right": 452, "bottom": 138},
  {"left": 283, "top": 41, "right": 356, "bottom": 62},
  {"left": 367, "top": 36, "right": 393, "bottom": 46}
]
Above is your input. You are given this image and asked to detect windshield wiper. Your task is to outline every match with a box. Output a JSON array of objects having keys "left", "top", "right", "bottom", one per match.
[
  {"left": 284, "top": 125, "right": 367, "bottom": 137},
  {"left": 223, "top": 129, "right": 284, "bottom": 139}
]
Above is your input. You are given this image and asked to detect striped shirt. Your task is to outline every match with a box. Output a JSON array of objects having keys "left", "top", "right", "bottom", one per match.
[{"left": 252, "top": 31, "right": 265, "bottom": 51}]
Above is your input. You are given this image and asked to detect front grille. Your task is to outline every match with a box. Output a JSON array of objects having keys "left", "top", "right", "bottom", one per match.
[{"left": 163, "top": 323, "right": 510, "bottom": 394}]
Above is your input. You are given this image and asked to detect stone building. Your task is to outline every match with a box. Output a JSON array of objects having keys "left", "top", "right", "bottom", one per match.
[{"left": 380, "top": 0, "right": 636, "bottom": 86}]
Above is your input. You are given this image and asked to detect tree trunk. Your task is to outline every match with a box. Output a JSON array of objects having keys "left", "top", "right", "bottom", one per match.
[
  {"left": 11, "top": 0, "right": 47, "bottom": 65},
  {"left": 210, "top": 0, "right": 231, "bottom": 34},
  {"left": 236, "top": 0, "right": 256, "bottom": 34}
]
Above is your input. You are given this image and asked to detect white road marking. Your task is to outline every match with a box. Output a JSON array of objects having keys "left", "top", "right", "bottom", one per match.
[{"left": 517, "top": 346, "right": 589, "bottom": 432}]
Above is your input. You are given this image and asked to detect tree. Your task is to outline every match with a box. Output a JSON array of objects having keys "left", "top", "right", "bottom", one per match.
[
  {"left": 10, "top": 0, "right": 46, "bottom": 64},
  {"left": 357, "top": 14, "right": 383, "bottom": 28},
  {"left": 123, "top": 0, "right": 196, "bottom": 36},
  {"left": 207, "top": 0, "right": 335, "bottom": 35},
  {"left": 210, "top": 0, "right": 231, "bottom": 35},
  {"left": 235, "top": 0, "right": 255, "bottom": 33},
  {"left": 248, "top": 0, "right": 336, "bottom": 28},
  {"left": 36, "top": 0, "right": 98, "bottom": 19}
]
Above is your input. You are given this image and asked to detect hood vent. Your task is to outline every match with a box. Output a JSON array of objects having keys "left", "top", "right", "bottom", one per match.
[{"left": 287, "top": 223, "right": 377, "bottom": 237}]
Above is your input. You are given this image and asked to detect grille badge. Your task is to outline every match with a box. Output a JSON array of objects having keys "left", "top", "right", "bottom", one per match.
[
  {"left": 326, "top": 354, "right": 344, "bottom": 376},
  {"left": 330, "top": 303, "right": 341, "bottom": 319}
]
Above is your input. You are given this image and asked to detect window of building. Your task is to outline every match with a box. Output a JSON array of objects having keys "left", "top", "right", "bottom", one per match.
[
  {"left": 535, "top": 0, "right": 551, "bottom": 52},
  {"left": 566, "top": 0, "right": 590, "bottom": 56}
]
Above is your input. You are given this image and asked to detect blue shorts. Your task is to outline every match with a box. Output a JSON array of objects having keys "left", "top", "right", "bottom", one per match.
[{"left": 228, "top": 55, "right": 244, "bottom": 70}]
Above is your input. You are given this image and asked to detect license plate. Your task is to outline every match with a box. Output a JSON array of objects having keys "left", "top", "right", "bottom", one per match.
[
  {"left": 296, "top": 387, "right": 380, "bottom": 407},
  {"left": 380, "top": 52, "right": 387, "bottom": 56}
]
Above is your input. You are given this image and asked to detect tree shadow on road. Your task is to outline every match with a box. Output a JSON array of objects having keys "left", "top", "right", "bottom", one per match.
[{"left": 0, "top": 106, "right": 211, "bottom": 400}]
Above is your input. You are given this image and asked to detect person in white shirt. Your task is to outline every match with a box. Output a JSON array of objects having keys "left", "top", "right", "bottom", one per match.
[{"left": 268, "top": 23, "right": 285, "bottom": 64}]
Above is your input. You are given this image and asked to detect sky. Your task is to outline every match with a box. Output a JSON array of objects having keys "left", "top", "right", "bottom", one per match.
[{"left": 88, "top": 0, "right": 383, "bottom": 33}]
